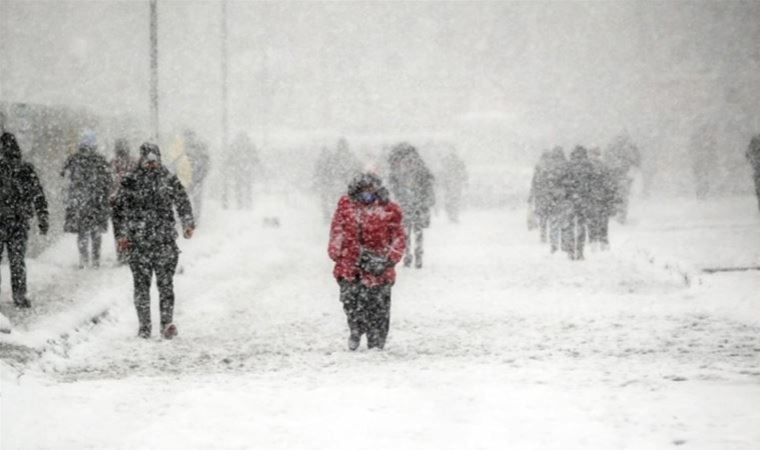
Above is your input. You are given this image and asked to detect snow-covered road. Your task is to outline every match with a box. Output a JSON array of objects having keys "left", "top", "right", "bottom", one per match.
[{"left": 2, "top": 194, "right": 759, "bottom": 449}]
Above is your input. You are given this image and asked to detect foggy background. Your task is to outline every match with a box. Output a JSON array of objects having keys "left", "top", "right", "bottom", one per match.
[{"left": 1, "top": 0, "right": 759, "bottom": 199}]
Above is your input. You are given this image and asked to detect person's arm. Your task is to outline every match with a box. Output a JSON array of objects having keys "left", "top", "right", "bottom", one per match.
[
  {"left": 328, "top": 197, "right": 347, "bottom": 262},
  {"left": 170, "top": 174, "right": 195, "bottom": 236},
  {"left": 385, "top": 204, "right": 406, "bottom": 266},
  {"left": 27, "top": 166, "right": 49, "bottom": 234}
]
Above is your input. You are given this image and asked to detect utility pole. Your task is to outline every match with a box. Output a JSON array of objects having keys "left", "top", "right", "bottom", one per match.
[
  {"left": 220, "top": 0, "right": 229, "bottom": 151},
  {"left": 149, "top": 0, "right": 159, "bottom": 140}
]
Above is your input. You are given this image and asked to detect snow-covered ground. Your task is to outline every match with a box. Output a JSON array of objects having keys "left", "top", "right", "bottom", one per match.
[{"left": 1, "top": 193, "right": 759, "bottom": 449}]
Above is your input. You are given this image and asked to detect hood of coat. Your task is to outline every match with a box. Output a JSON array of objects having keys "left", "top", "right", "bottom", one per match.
[{"left": 0, "top": 132, "right": 22, "bottom": 161}]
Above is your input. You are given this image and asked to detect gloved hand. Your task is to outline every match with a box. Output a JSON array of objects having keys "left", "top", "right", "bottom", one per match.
[
  {"left": 38, "top": 220, "right": 49, "bottom": 235},
  {"left": 117, "top": 238, "right": 130, "bottom": 252},
  {"left": 183, "top": 227, "right": 194, "bottom": 239}
]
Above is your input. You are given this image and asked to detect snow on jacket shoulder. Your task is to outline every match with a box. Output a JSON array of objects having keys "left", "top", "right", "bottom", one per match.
[{"left": 328, "top": 195, "right": 405, "bottom": 287}]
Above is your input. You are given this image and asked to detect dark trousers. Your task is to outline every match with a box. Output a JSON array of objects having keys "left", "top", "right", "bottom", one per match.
[
  {"left": 129, "top": 245, "right": 179, "bottom": 333},
  {"left": 562, "top": 212, "right": 587, "bottom": 260},
  {"left": 0, "top": 224, "right": 28, "bottom": 304},
  {"left": 588, "top": 213, "right": 609, "bottom": 245},
  {"left": 77, "top": 229, "right": 102, "bottom": 267},
  {"left": 339, "top": 280, "right": 392, "bottom": 349},
  {"left": 403, "top": 222, "right": 424, "bottom": 268}
]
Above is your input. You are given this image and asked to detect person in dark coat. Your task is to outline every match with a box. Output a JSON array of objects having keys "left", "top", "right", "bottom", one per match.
[
  {"left": 0, "top": 132, "right": 49, "bottom": 308},
  {"left": 328, "top": 173, "right": 406, "bottom": 351},
  {"left": 560, "top": 146, "right": 595, "bottom": 260},
  {"left": 388, "top": 143, "right": 435, "bottom": 268},
  {"left": 543, "top": 147, "right": 567, "bottom": 253},
  {"left": 746, "top": 134, "right": 760, "bottom": 212},
  {"left": 587, "top": 147, "right": 618, "bottom": 251},
  {"left": 61, "top": 132, "right": 112, "bottom": 269},
  {"left": 110, "top": 139, "right": 136, "bottom": 264},
  {"left": 112, "top": 143, "right": 195, "bottom": 339}
]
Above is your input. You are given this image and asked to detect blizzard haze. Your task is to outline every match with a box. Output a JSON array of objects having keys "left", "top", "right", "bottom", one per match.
[{"left": 1, "top": 0, "right": 759, "bottom": 196}]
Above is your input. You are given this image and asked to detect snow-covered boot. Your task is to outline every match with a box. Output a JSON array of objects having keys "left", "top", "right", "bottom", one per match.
[
  {"left": 162, "top": 323, "right": 178, "bottom": 340},
  {"left": 348, "top": 331, "right": 361, "bottom": 351},
  {"left": 137, "top": 325, "right": 151, "bottom": 339}
]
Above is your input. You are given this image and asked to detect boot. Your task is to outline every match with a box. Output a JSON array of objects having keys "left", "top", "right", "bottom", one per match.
[
  {"left": 162, "top": 323, "right": 178, "bottom": 340},
  {"left": 348, "top": 330, "right": 361, "bottom": 351}
]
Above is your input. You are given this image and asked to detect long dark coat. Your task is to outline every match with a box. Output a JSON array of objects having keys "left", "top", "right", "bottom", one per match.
[{"left": 62, "top": 147, "right": 112, "bottom": 233}]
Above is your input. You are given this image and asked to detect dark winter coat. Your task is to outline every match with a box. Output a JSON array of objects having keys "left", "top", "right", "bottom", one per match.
[
  {"left": 388, "top": 146, "right": 435, "bottom": 228},
  {"left": 561, "top": 147, "right": 596, "bottom": 216},
  {"left": 588, "top": 158, "right": 619, "bottom": 217},
  {"left": 0, "top": 132, "right": 48, "bottom": 231},
  {"left": 62, "top": 147, "right": 112, "bottom": 233},
  {"left": 328, "top": 193, "right": 406, "bottom": 287},
  {"left": 112, "top": 164, "right": 194, "bottom": 252},
  {"left": 747, "top": 135, "right": 760, "bottom": 170}
]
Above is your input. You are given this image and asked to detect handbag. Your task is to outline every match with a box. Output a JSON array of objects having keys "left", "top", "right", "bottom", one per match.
[{"left": 355, "top": 209, "right": 389, "bottom": 275}]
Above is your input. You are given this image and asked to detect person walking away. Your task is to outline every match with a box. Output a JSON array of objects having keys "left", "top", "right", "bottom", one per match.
[
  {"left": 223, "top": 132, "right": 260, "bottom": 210},
  {"left": 113, "top": 143, "right": 195, "bottom": 339},
  {"left": 560, "top": 146, "right": 595, "bottom": 260},
  {"left": 587, "top": 147, "right": 618, "bottom": 251},
  {"left": 528, "top": 150, "right": 552, "bottom": 242},
  {"left": 183, "top": 130, "right": 210, "bottom": 224},
  {"left": 328, "top": 173, "right": 405, "bottom": 351},
  {"left": 544, "top": 147, "right": 567, "bottom": 253},
  {"left": 110, "top": 139, "right": 136, "bottom": 264},
  {"left": 388, "top": 143, "right": 435, "bottom": 268},
  {"left": 0, "top": 132, "right": 49, "bottom": 308},
  {"left": 61, "top": 132, "right": 112, "bottom": 269},
  {"left": 746, "top": 134, "right": 760, "bottom": 212}
]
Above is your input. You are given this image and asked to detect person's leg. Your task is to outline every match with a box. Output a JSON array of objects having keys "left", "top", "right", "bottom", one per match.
[
  {"left": 130, "top": 257, "right": 153, "bottom": 337},
  {"left": 77, "top": 230, "right": 89, "bottom": 268},
  {"left": 8, "top": 227, "right": 29, "bottom": 306},
  {"left": 414, "top": 224, "right": 424, "bottom": 269},
  {"left": 600, "top": 215, "right": 610, "bottom": 249},
  {"left": 403, "top": 222, "right": 413, "bottom": 267},
  {"left": 576, "top": 215, "right": 587, "bottom": 260},
  {"left": 366, "top": 284, "right": 392, "bottom": 349},
  {"left": 754, "top": 171, "right": 760, "bottom": 212},
  {"left": 91, "top": 230, "right": 102, "bottom": 268},
  {"left": 340, "top": 279, "right": 363, "bottom": 350},
  {"left": 155, "top": 246, "right": 179, "bottom": 333}
]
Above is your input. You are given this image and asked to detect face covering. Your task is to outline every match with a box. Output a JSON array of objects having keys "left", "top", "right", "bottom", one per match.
[{"left": 358, "top": 191, "right": 376, "bottom": 204}]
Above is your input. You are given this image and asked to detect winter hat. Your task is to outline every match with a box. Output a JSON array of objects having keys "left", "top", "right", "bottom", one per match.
[
  {"left": 348, "top": 172, "right": 383, "bottom": 198},
  {"left": 139, "top": 142, "right": 162, "bottom": 164},
  {"left": 79, "top": 130, "right": 97, "bottom": 150},
  {"left": 0, "top": 132, "right": 22, "bottom": 160}
]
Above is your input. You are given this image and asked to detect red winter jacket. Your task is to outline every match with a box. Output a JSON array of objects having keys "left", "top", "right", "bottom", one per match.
[{"left": 328, "top": 195, "right": 406, "bottom": 286}]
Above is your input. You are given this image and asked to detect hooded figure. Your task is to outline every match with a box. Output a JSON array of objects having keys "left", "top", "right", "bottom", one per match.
[
  {"left": 387, "top": 143, "right": 435, "bottom": 268},
  {"left": 112, "top": 142, "right": 195, "bottom": 339},
  {"left": 0, "top": 132, "right": 49, "bottom": 307},
  {"left": 560, "top": 146, "right": 595, "bottom": 260},
  {"left": 328, "top": 172, "right": 406, "bottom": 350},
  {"left": 61, "top": 132, "right": 112, "bottom": 268}
]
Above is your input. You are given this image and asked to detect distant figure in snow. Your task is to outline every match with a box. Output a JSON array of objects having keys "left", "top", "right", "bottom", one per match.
[
  {"left": 0, "top": 132, "right": 49, "bottom": 308},
  {"left": 61, "top": 131, "right": 112, "bottom": 269},
  {"left": 528, "top": 150, "right": 552, "bottom": 243},
  {"left": 560, "top": 146, "right": 595, "bottom": 261},
  {"left": 328, "top": 173, "right": 405, "bottom": 350},
  {"left": 587, "top": 147, "right": 619, "bottom": 251},
  {"left": 183, "top": 130, "right": 211, "bottom": 224},
  {"left": 110, "top": 139, "right": 136, "bottom": 265},
  {"left": 222, "top": 132, "right": 260, "bottom": 210},
  {"left": 604, "top": 133, "right": 641, "bottom": 224},
  {"left": 388, "top": 142, "right": 435, "bottom": 268},
  {"left": 745, "top": 134, "right": 760, "bottom": 212},
  {"left": 112, "top": 143, "right": 195, "bottom": 339},
  {"left": 440, "top": 148, "right": 467, "bottom": 223}
]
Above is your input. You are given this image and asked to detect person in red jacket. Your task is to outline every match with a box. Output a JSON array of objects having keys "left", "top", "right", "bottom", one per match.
[{"left": 328, "top": 173, "right": 406, "bottom": 351}]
